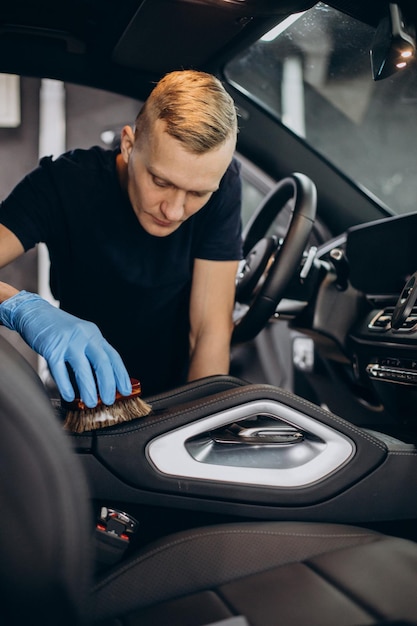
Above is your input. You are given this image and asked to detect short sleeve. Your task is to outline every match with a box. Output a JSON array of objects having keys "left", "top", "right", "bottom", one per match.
[
  {"left": 0, "top": 156, "right": 60, "bottom": 251},
  {"left": 193, "top": 158, "right": 243, "bottom": 261}
]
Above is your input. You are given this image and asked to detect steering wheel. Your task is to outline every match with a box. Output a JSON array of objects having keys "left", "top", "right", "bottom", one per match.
[
  {"left": 233, "top": 172, "right": 317, "bottom": 344},
  {"left": 391, "top": 270, "right": 417, "bottom": 329}
]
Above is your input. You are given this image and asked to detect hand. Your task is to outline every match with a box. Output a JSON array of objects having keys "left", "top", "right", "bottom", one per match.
[{"left": 0, "top": 290, "right": 132, "bottom": 407}]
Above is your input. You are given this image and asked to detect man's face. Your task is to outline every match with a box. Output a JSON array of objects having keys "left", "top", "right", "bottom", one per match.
[{"left": 119, "top": 119, "right": 236, "bottom": 237}]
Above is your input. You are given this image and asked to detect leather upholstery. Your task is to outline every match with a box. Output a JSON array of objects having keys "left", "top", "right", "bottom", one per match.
[
  {"left": 0, "top": 335, "right": 92, "bottom": 625},
  {"left": 1, "top": 334, "right": 417, "bottom": 625},
  {"left": 86, "top": 383, "right": 388, "bottom": 508},
  {"left": 91, "top": 522, "right": 417, "bottom": 625},
  {"left": 143, "top": 374, "right": 248, "bottom": 408}
]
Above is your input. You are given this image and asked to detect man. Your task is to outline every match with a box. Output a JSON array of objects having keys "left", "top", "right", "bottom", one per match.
[{"left": 0, "top": 70, "right": 242, "bottom": 407}]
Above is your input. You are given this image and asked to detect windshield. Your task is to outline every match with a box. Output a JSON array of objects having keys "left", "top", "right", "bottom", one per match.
[{"left": 225, "top": 2, "right": 417, "bottom": 215}]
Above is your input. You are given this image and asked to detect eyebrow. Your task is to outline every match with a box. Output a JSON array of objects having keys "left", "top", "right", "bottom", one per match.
[{"left": 149, "top": 167, "right": 218, "bottom": 195}]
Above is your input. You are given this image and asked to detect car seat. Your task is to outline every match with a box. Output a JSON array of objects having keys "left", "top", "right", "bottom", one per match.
[{"left": 1, "top": 333, "right": 417, "bottom": 626}]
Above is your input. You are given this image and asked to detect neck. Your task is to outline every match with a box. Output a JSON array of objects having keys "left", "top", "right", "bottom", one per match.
[{"left": 116, "top": 152, "right": 128, "bottom": 192}]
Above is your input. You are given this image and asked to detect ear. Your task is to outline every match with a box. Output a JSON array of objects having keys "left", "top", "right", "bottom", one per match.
[{"left": 119, "top": 126, "right": 135, "bottom": 163}]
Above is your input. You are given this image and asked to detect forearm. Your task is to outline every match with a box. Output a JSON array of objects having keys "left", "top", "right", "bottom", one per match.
[
  {"left": 187, "top": 328, "right": 233, "bottom": 381},
  {"left": 0, "top": 281, "right": 19, "bottom": 303},
  {"left": 188, "top": 258, "right": 238, "bottom": 382}
]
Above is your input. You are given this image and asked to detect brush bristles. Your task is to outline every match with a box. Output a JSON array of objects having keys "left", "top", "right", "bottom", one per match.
[{"left": 63, "top": 395, "right": 152, "bottom": 433}]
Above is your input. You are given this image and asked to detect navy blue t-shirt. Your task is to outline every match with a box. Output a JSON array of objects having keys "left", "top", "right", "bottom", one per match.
[{"left": 0, "top": 147, "right": 243, "bottom": 395}]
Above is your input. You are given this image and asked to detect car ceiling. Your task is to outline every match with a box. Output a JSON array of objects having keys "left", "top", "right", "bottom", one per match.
[{"left": 0, "top": 0, "right": 411, "bottom": 100}]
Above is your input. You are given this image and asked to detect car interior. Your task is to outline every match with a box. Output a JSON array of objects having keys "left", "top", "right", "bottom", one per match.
[{"left": 1, "top": 0, "right": 417, "bottom": 624}]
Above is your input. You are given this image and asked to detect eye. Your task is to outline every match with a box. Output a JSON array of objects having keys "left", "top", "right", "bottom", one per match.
[
  {"left": 152, "top": 175, "right": 169, "bottom": 188},
  {"left": 190, "top": 190, "right": 210, "bottom": 199}
]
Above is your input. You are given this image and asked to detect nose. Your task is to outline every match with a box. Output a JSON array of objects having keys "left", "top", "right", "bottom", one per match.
[{"left": 160, "top": 189, "right": 186, "bottom": 221}]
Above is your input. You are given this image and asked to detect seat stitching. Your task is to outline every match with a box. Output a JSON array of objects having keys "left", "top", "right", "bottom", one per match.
[
  {"left": 98, "top": 386, "right": 386, "bottom": 452},
  {"left": 92, "top": 527, "right": 381, "bottom": 592},
  {"left": 388, "top": 450, "right": 417, "bottom": 455},
  {"left": 146, "top": 379, "right": 245, "bottom": 404}
]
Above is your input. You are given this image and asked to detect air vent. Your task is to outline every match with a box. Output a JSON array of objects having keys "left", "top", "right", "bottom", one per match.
[
  {"left": 369, "top": 306, "right": 417, "bottom": 332},
  {"left": 368, "top": 307, "right": 394, "bottom": 330}
]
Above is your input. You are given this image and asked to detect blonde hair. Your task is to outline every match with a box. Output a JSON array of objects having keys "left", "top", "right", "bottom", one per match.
[{"left": 134, "top": 70, "right": 238, "bottom": 153}]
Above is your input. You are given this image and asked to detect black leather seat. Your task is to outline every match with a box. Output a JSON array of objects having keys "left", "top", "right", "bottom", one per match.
[{"left": 1, "top": 334, "right": 417, "bottom": 626}]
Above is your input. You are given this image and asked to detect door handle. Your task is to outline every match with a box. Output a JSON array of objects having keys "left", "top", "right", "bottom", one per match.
[{"left": 212, "top": 422, "right": 305, "bottom": 446}]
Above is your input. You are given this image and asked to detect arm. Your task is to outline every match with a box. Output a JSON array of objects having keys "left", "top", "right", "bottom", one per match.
[
  {"left": 187, "top": 258, "right": 239, "bottom": 382},
  {"left": 0, "top": 224, "right": 131, "bottom": 407},
  {"left": 0, "top": 224, "right": 25, "bottom": 301}
]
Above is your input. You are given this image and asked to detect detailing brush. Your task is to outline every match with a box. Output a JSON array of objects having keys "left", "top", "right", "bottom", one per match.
[{"left": 62, "top": 378, "right": 152, "bottom": 433}]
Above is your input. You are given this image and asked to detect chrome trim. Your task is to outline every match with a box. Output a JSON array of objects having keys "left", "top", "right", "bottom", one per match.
[
  {"left": 368, "top": 309, "right": 392, "bottom": 331},
  {"left": 300, "top": 245, "right": 317, "bottom": 279},
  {"left": 366, "top": 363, "right": 417, "bottom": 386},
  {"left": 146, "top": 400, "right": 355, "bottom": 488},
  {"left": 213, "top": 423, "right": 305, "bottom": 445}
]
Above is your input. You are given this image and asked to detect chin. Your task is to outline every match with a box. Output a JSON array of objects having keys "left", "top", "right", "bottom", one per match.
[{"left": 144, "top": 221, "right": 179, "bottom": 237}]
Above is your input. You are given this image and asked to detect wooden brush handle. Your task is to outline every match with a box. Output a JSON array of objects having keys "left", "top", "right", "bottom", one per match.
[{"left": 62, "top": 378, "right": 142, "bottom": 410}]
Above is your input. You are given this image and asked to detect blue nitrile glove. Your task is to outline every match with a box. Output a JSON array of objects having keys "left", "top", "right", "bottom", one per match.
[{"left": 0, "top": 290, "right": 132, "bottom": 408}]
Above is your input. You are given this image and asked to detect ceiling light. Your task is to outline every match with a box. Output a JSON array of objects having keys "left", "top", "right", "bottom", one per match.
[{"left": 370, "top": 3, "right": 416, "bottom": 80}]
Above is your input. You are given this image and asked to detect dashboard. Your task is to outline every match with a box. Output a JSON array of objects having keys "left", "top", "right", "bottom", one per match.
[{"left": 293, "top": 211, "right": 417, "bottom": 443}]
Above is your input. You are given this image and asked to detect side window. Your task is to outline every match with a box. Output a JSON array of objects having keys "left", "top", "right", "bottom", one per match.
[
  {"left": 236, "top": 153, "right": 274, "bottom": 228},
  {"left": 235, "top": 152, "right": 331, "bottom": 248},
  {"left": 241, "top": 179, "right": 265, "bottom": 228}
]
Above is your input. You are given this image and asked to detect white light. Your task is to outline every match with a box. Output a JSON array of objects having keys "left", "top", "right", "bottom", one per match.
[
  {"left": 100, "top": 130, "right": 116, "bottom": 145},
  {"left": 396, "top": 61, "right": 407, "bottom": 69},
  {"left": 401, "top": 49, "right": 413, "bottom": 58},
  {"left": 261, "top": 11, "right": 306, "bottom": 42}
]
